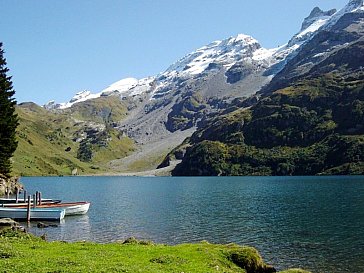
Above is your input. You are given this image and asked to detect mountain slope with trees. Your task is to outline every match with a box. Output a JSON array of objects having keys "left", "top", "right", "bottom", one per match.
[
  {"left": 12, "top": 98, "right": 135, "bottom": 176},
  {"left": 171, "top": 3, "right": 364, "bottom": 176},
  {"left": 172, "top": 71, "right": 364, "bottom": 176}
]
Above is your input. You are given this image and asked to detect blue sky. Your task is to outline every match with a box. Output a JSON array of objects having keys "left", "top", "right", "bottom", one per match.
[{"left": 1, "top": 0, "right": 349, "bottom": 105}]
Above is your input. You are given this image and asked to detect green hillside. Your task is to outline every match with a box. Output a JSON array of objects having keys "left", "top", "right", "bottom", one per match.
[
  {"left": 12, "top": 97, "right": 135, "bottom": 176},
  {"left": 172, "top": 71, "right": 364, "bottom": 176}
]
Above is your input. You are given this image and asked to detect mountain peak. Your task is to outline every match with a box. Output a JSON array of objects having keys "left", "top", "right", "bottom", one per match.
[
  {"left": 301, "top": 7, "right": 337, "bottom": 31},
  {"left": 348, "top": 0, "right": 364, "bottom": 9},
  {"left": 286, "top": 6, "right": 336, "bottom": 48},
  {"left": 339, "top": 0, "right": 364, "bottom": 13},
  {"left": 346, "top": 0, "right": 364, "bottom": 12},
  {"left": 101, "top": 78, "right": 139, "bottom": 94},
  {"left": 229, "top": 34, "right": 259, "bottom": 45},
  {"left": 163, "top": 33, "right": 261, "bottom": 77},
  {"left": 322, "top": 0, "right": 364, "bottom": 30}
]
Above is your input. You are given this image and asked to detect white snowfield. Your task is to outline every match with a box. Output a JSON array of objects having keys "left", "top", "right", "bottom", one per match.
[
  {"left": 57, "top": 90, "right": 99, "bottom": 109},
  {"left": 101, "top": 77, "right": 155, "bottom": 97},
  {"left": 54, "top": 77, "right": 154, "bottom": 109},
  {"left": 46, "top": 0, "right": 363, "bottom": 109},
  {"left": 297, "top": 17, "right": 331, "bottom": 39}
]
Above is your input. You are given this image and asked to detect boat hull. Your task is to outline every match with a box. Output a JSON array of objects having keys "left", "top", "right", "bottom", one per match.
[
  {"left": 62, "top": 202, "right": 90, "bottom": 216},
  {"left": 0, "top": 207, "right": 65, "bottom": 221},
  {"left": 3, "top": 202, "right": 90, "bottom": 216}
]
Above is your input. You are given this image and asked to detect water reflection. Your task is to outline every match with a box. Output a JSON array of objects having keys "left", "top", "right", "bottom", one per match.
[{"left": 27, "top": 214, "right": 91, "bottom": 241}]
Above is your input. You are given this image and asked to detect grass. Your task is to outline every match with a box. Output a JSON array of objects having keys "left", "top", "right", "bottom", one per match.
[
  {"left": 12, "top": 102, "right": 135, "bottom": 176},
  {"left": 0, "top": 229, "right": 311, "bottom": 273},
  {"left": 91, "top": 130, "right": 135, "bottom": 164},
  {"left": 12, "top": 103, "right": 98, "bottom": 176},
  {"left": 67, "top": 96, "right": 128, "bottom": 123},
  {"left": 126, "top": 151, "right": 170, "bottom": 172}
]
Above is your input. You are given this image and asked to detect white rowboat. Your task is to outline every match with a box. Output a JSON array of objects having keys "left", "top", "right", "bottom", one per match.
[{"left": 4, "top": 202, "right": 91, "bottom": 216}]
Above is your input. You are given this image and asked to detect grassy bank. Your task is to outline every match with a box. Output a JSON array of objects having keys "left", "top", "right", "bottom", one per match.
[{"left": 0, "top": 229, "right": 310, "bottom": 273}]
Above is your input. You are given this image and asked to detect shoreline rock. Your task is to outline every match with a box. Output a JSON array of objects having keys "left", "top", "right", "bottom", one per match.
[
  {"left": 0, "top": 218, "right": 25, "bottom": 232},
  {"left": 0, "top": 175, "right": 23, "bottom": 196}
]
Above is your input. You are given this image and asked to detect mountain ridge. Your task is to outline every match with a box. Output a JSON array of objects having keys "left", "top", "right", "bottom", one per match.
[
  {"left": 45, "top": 3, "right": 341, "bottom": 110},
  {"left": 42, "top": 4, "right": 337, "bottom": 150},
  {"left": 13, "top": 0, "right": 364, "bottom": 176}
]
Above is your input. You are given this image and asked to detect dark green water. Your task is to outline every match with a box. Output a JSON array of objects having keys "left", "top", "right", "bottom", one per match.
[{"left": 22, "top": 176, "right": 364, "bottom": 273}]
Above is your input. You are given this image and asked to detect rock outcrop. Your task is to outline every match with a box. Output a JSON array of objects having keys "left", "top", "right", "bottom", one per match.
[{"left": 0, "top": 174, "right": 23, "bottom": 196}]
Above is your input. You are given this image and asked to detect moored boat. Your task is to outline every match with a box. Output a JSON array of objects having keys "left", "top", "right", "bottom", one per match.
[
  {"left": 4, "top": 202, "right": 91, "bottom": 216},
  {"left": 0, "top": 207, "right": 65, "bottom": 221},
  {"left": 0, "top": 197, "right": 61, "bottom": 204}
]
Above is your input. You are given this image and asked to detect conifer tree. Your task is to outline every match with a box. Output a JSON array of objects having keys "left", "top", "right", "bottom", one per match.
[{"left": 0, "top": 42, "right": 18, "bottom": 177}]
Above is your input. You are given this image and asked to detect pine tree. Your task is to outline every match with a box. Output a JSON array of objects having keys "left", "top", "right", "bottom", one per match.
[{"left": 0, "top": 42, "right": 18, "bottom": 177}]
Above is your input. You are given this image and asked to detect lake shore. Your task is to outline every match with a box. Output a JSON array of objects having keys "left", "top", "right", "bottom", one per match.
[
  {"left": 0, "top": 227, "right": 310, "bottom": 273},
  {"left": 89, "top": 160, "right": 181, "bottom": 177}
]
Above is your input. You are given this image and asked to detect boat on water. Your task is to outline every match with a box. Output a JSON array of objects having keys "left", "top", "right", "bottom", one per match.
[
  {"left": 4, "top": 202, "right": 91, "bottom": 216},
  {"left": 0, "top": 207, "right": 65, "bottom": 221}
]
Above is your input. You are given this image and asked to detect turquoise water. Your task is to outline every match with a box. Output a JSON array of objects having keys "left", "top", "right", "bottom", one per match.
[{"left": 21, "top": 176, "right": 364, "bottom": 273}]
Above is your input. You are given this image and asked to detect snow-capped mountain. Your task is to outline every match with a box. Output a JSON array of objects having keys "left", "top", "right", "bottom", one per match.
[
  {"left": 265, "top": 0, "right": 364, "bottom": 93},
  {"left": 22, "top": 0, "right": 363, "bottom": 175},
  {"left": 287, "top": 7, "right": 337, "bottom": 48},
  {"left": 46, "top": 3, "right": 341, "bottom": 110},
  {"left": 44, "top": 0, "right": 363, "bottom": 145},
  {"left": 165, "top": 34, "right": 261, "bottom": 76}
]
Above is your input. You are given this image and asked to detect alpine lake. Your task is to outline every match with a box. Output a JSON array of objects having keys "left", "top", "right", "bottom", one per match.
[{"left": 20, "top": 176, "right": 364, "bottom": 273}]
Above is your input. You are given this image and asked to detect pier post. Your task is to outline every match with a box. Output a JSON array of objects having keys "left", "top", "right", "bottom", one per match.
[
  {"left": 33, "top": 194, "right": 36, "bottom": 208},
  {"left": 39, "top": 192, "right": 42, "bottom": 205},
  {"left": 27, "top": 195, "right": 31, "bottom": 222},
  {"left": 15, "top": 188, "right": 19, "bottom": 203},
  {"left": 23, "top": 190, "right": 27, "bottom": 203},
  {"left": 35, "top": 191, "right": 39, "bottom": 206}
]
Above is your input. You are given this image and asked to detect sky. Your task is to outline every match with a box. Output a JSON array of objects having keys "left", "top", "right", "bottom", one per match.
[{"left": 1, "top": 0, "right": 349, "bottom": 105}]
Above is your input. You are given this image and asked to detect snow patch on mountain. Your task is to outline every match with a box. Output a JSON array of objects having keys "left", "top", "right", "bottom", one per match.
[
  {"left": 287, "top": 7, "right": 337, "bottom": 49},
  {"left": 101, "top": 77, "right": 154, "bottom": 97},
  {"left": 44, "top": 77, "right": 156, "bottom": 110},
  {"left": 301, "top": 7, "right": 337, "bottom": 31},
  {"left": 55, "top": 90, "right": 100, "bottom": 109},
  {"left": 102, "top": 78, "right": 139, "bottom": 93},
  {"left": 149, "top": 34, "right": 264, "bottom": 99},
  {"left": 298, "top": 18, "right": 330, "bottom": 38},
  {"left": 163, "top": 34, "right": 260, "bottom": 76},
  {"left": 252, "top": 48, "right": 276, "bottom": 61}
]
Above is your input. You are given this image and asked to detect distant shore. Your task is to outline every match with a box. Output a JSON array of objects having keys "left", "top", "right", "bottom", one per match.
[{"left": 88, "top": 160, "right": 181, "bottom": 177}]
